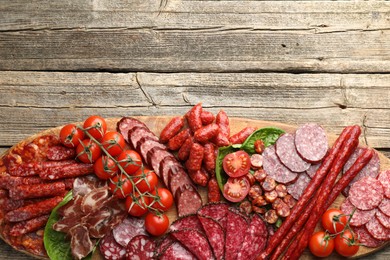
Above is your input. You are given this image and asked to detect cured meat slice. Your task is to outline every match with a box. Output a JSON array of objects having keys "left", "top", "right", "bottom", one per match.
[
  {"left": 294, "top": 123, "right": 328, "bottom": 163},
  {"left": 365, "top": 217, "right": 390, "bottom": 240},
  {"left": 100, "top": 231, "right": 126, "bottom": 260},
  {"left": 353, "top": 226, "right": 384, "bottom": 248},
  {"left": 126, "top": 235, "right": 156, "bottom": 259},
  {"left": 81, "top": 187, "right": 110, "bottom": 214},
  {"left": 159, "top": 156, "right": 184, "bottom": 188},
  {"left": 116, "top": 117, "right": 147, "bottom": 143},
  {"left": 378, "top": 198, "right": 390, "bottom": 217},
  {"left": 378, "top": 170, "right": 390, "bottom": 198},
  {"left": 69, "top": 225, "right": 94, "bottom": 260},
  {"left": 147, "top": 147, "right": 174, "bottom": 178},
  {"left": 197, "top": 202, "right": 229, "bottom": 230},
  {"left": 169, "top": 164, "right": 193, "bottom": 198},
  {"left": 155, "top": 235, "right": 176, "bottom": 257},
  {"left": 306, "top": 163, "right": 320, "bottom": 178},
  {"left": 376, "top": 210, "right": 390, "bottom": 229},
  {"left": 169, "top": 214, "right": 204, "bottom": 233},
  {"left": 340, "top": 198, "right": 376, "bottom": 227},
  {"left": 225, "top": 209, "right": 249, "bottom": 260},
  {"left": 57, "top": 195, "right": 83, "bottom": 218},
  {"left": 129, "top": 127, "right": 159, "bottom": 151},
  {"left": 349, "top": 176, "right": 384, "bottom": 210},
  {"left": 198, "top": 215, "right": 225, "bottom": 260},
  {"left": 84, "top": 208, "right": 112, "bottom": 238},
  {"left": 139, "top": 139, "right": 167, "bottom": 165},
  {"left": 72, "top": 175, "right": 106, "bottom": 197},
  {"left": 112, "top": 217, "right": 146, "bottom": 247},
  {"left": 286, "top": 172, "right": 311, "bottom": 200},
  {"left": 276, "top": 133, "right": 311, "bottom": 172},
  {"left": 170, "top": 229, "right": 214, "bottom": 260},
  {"left": 159, "top": 241, "right": 197, "bottom": 260},
  {"left": 236, "top": 214, "right": 268, "bottom": 260},
  {"left": 175, "top": 184, "right": 203, "bottom": 217},
  {"left": 262, "top": 145, "right": 298, "bottom": 184}
]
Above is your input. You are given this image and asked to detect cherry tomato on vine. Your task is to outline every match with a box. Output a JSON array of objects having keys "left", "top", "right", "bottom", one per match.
[
  {"left": 59, "top": 124, "right": 85, "bottom": 148},
  {"left": 223, "top": 151, "right": 251, "bottom": 178},
  {"left": 118, "top": 150, "right": 142, "bottom": 175},
  {"left": 309, "top": 231, "right": 334, "bottom": 258},
  {"left": 125, "top": 193, "right": 150, "bottom": 217},
  {"left": 76, "top": 139, "right": 102, "bottom": 163},
  {"left": 101, "top": 131, "right": 125, "bottom": 157},
  {"left": 334, "top": 229, "right": 359, "bottom": 257},
  {"left": 93, "top": 156, "right": 118, "bottom": 180},
  {"left": 109, "top": 175, "right": 133, "bottom": 199},
  {"left": 134, "top": 168, "right": 158, "bottom": 193},
  {"left": 83, "top": 115, "right": 107, "bottom": 140},
  {"left": 223, "top": 176, "right": 250, "bottom": 202},
  {"left": 150, "top": 188, "right": 173, "bottom": 212},
  {"left": 145, "top": 212, "right": 169, "bottom": 236},
  {"left": 322, "top": 209, "right": 348, "bottom": 234}
]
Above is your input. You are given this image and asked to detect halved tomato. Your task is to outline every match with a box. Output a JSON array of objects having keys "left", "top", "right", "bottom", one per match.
[
  {"left": 223, "top": 176, "right": 250, "bottom": 202},
  {"left": 223, "top": 151, "right": 251, "bottom": 177}
]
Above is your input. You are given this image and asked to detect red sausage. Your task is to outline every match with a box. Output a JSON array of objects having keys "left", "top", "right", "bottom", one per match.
[
  {"left": 201, "top": 111, "right": 215, "bottom": 125},
  {"left": 9, "top": 182, "right": 66, "bottom": 200},
  {"left": 186, "top": 103, "right": 203, "bottom": 133},
  {"left": 177, "top": 136, "right": 194, "bottom": 161},
  {"left": 207, "top": 178, "right": 221, "bottom": 203},
  {"left": 216, "top": 110, "right": 230, "bottom": 137},
  {"left": 186, "top": 143, "right": 204, "bottom": 171},
  {"left": 47, "top": 146, "right": 76, "bottom": 161},
  {"left": 203, "top": 143, "right": 216, "bottom": 175},
  {"left": 9, "top": 214, "right": 50, "bottom": 236},
  {"left": 160, "top": 117, "right": 185, "bottom": 143},
  {"left": 167, "top": 129, "right": 191, "bottom": 151},
  {"left": 39, "top": 163, "right": 93, "bottom": 180},
  {"left": 194, "top": 124, "right": 219, "bottom": 143},
  {"left": 188, "top": 168, "right": 209, "bottom": 187},
  {"left": 229, "top": 127, "right": 256, "bottom": 145}
]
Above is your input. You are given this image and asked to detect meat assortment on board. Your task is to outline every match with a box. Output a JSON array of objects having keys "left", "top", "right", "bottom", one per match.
[{"left": 0, "top": 103, "right": 388, "bottom": 260}]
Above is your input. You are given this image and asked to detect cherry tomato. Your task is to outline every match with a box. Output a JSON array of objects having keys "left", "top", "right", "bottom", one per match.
[
  {"left": 76, "top": 139, "right": 102, "bottom": 163},
  {"left": 309, "top": 231, "right": 334, "bottom": 258},
  {"left": 223, "top": 151, "right": 251, "bottom": 178},
  {"left": 322, "top": 209, "right": 348, "bottom": 234},
  {"left": 134, "top": 167, "right": 158, "bottom": 193},
  {"left": 118, "top": 150, "right": 142, "bottom": 175},
  {"left": 93, "top": 156, "right": 118, "bottom": 180},
  {"left": 150, "top": 188, "right": 174, "bottom": 212},
  {"left": 59, "top": 124, "right": 85, "bottom": 148},
  {"left": 223, "top": 176, "right": 250, "bottom": 202},
  {"left": 125, "top": 193, "right": 150, "bottom": 217},
  {"left": 145, "top": 212, "right": 169, "bottom": 236},
  {"left": 335, "top": 229, "right": 359, "bottom": 257},
  {"left": 83, "top": 115, "right": 107, "bottom": 140},
  {"left": 101, "top": 131, "right": 125, "bottom": 157},
  {"left": 109, "top": 175, "right": 133, "bottom": 199}
]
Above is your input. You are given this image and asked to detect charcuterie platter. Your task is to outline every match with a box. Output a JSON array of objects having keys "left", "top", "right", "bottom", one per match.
[{"left": 0, "top": 113, "right": 389, "bottom": 260}]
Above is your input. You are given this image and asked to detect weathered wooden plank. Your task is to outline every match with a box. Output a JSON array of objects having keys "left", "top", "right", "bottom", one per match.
[{"left": 0, "top": 72, "right": 388, "bottom": 149}]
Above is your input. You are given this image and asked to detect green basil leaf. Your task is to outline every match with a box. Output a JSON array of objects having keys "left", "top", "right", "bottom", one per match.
[
  {"left": 215, "top": 145, "right": 238, "bottom": 191},
  {"left": 241, "top": 127, "right": 285, "bottom": 154}
]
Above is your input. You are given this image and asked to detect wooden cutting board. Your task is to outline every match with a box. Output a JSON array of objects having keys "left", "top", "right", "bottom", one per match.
[{"left": 1, "top": 116, "right": 389, "bottom": 259}]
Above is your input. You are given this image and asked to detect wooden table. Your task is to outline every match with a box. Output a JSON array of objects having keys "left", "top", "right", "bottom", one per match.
[{"left": 0, "top": 0, "right": 389, "bottom": 259}]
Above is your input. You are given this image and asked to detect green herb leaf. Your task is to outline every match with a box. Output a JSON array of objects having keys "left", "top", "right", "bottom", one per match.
[
  {"left": 241, "top": 127, "right": 285, "bottom": 154},
  {"left": 215, "top": 145, "right": 238, "bottom": 191}
]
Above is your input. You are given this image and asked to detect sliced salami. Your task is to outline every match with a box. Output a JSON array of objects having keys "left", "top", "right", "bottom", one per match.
[
  {"left": 365, "top": 217, "right": 390, "bottom": 240},
  {"left": 349, "top": 176, "right": 384, "bottom": 210},
  {"left": 159, "top": 156, "right": 183, "bottom": 188},
  {"left": 340, "top": 198, "right": 376, "bottom": 227},
  {"left": 169, "top": 214, "right": 204, "bottom": 233},
  {"left": 376, "top": 210, "right": 390, "bottom": 229},
  {"left": 169, "top": 165, "right": 193, "bottom": 198},
  {"left": 198, "top": 215, "right": 225, "bottom": 260},
  {"left": 225, "top": 209, "right": 249, "bottom": 260},
  {"left": 236, "top": 214, "right": 268, "bottom": 260},
  {"left": 159, "top": 241, "right": 197, "bottom": 260},
  {"left": 286, "top": 172, "right": 311, "bottom": 200},
  {"left": 146, "top": 147, "right": 174, "bottom": 178},
  {"left": 306, "top": 163, "right": 320, "bottom": 178},
  {"left": 100, "top": 231, "right": 127, "bottom": 260},
  {"left": 170, "top": 229, "right": 214, "bottom": 260},
  {"left": 197, "top": 202, "right": 229, "bottom": 231},
  {"left": 139, "top": 139, "right": 167, "bottom": 164},
  {"left": 116, "top": 117, "right": 147, "bottom": 143},
  {"left": 125, "top": 235, "right": 156, "bottom": 260},
  {"left": 378, "top": 170, "right": 390, "bottom": 198},
  {"left": 378, "top": 198, "right": 390, "bottom": 217},
  {"left": 262, "top": 145, "right": 298, "bottom": 184},
  {"left": 112, "top": 217, "right": 146, "bottom": 247},
  {"left": 155, "top": 235, "right": 176, "bottom": 257},
  {"left": 128, "top": 126, "right": 158, "bottom": 151},
  {"left": 353, "top": 226, "right": 384, "bottom": 248},
  {"left": 294, "top": 123, "right": 328, "bottom": 163},
  {"left": 176, "top": 184, "right": 203, "bottom": 217},
  {"left": 276, "top": 133, "right": 311, "bottom": 172}
]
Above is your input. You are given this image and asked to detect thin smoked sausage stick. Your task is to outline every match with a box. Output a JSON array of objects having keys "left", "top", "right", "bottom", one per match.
[{"left": 257, "top": 125, "right": 355, "bottom": 260}]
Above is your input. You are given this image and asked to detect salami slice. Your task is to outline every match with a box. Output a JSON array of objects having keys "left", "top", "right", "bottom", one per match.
[
  {"left": 225, "top": 209, "right": 249, "bottom": 260},
  {"left": 112, "top": 217, "right": 146, "bottom": 247},
  {"left": 170, "top": 229, "right": 214, "bottom": 260},
  {"left": 159, "top": 241, "right": 197, "bottom": 260},
  {"left": 236, "top": 213, "right": 268, "bottom": 260},
  {"left": 262, "top": 145, "right": 298, "bottom": 184},
  {"left": 276, "top": 133, "right": 311, "bottom": 172},
  {"left": 286, "top": 172, "right": 311, "bottom": 200},
  {"left": 306, "top": 163, "right": 320, "bottom": 178},
  {"left": 169, "top": 165, "right": 193, "bottom": 198},
  {"left": 376, "top": 210, "right": 390, "bottom": 229},
  {"left": 159, "top": 156, "right": 183, "bottom": 188},
  {"left": 340, "top": 198, "right": 376, "bottom": 227},
  {"left": 197, "top": 202, "right": 230, "bottom": 231},
  {"left": 353, "top": 226, "right": 384, "bottom": 248},
  {"left": 116, "top": 117, "right": 147, "bottom": 143},
  {"left": 125, "top": 235, "right": 156, "bottom": 259},
  {"left": 378, "top": 170, "right": 390, "bottom": 198},
  {"left": 294, "top": 123, "right": 328, "bottom": 163},
  {"left": 198, "top": 215, "right": 225, "bottom": 260},
  {"left": 128, "top": 126, "right": 158, "bottom": 151},
  {"left": 349, "top": 176, "right": 384, "bottom": 210},
  {"left": 100, "top": 231, "right": 127, "bottom": 260},
  {"left": 176, "top": 184, "right": 203, "bottom": 217},
  {"left": 365, "top": 217, "right": 390, "bottom": 240},
  {"left": 139, "top": 139, "right": 167, "bottom": 164},
  {"left": 146, "top": 147, "right": 174, "bottom": 178},
  {"left": 169, "top": 214, "right": 204, "bottom": 233},
  {"left": 378, "top": 198, "right": 390, "bottom": 217},
  {"left": 155, "top": 235, "right": 176, "bottom": 257}
]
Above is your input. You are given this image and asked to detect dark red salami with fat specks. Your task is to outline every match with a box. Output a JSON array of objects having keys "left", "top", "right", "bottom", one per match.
[
  {"left": 236, "top": 214, "right": 268, "bottom": 260},
  {"left": 176, "top": 184, "right": 203, "bottom": 217},
  {"left": 276, "top": 133, "right": 311, "bottom": 172},
  {"left": 170, "top": 229, "right": 214, "bottom": 260},
  {"left": 198, "top": 215, "right": 225, "bottom": 260},
  {"left": 294, "top": 123, "right": 328, "bottom": 163},
  {"left": 169, "top": 165, "right": 194, "bottom": 199},
  {"left": 128, "top": 126, "right": 159, "bottom": 151},
  {"left": 146, "top": 147, "right": 174, "bottom": 178},
  {"left": 341, "top": 198, "right": 376, "bottom": 227},
  {"left": 286, "top": 172, "right": 311, "bottom": 200},
  {"left": 100, "top": 231, "right": 126, "bottom": 260},
  {"left": 349, "top": 176, "right": 384, "bottom": 210},
  {"left": 169, "top": 214, "right": 204, "bottom": 233},
  {"left": 306, "top": 163, "right": 320, "bottom": 178},
  {"left": 365, "top": 217, "right": 390, "bottom": 240},
  {"left": 139, "top": 139, "right": 167, "bottom": 164},
  {"left": 155, "top": 234, "right": 176, "bottom": 256},
  {"left": 112, "top": 217, "right": 147, "bottom": 247},
  {"left": 159, "top": 156, "right": 183, "bottom": 188},
  {"left": 353, "top": 226, "right": 385, "bottom": 248},
  {"left": 117, "top": 117, "right": 147, "bottom": 144},
  {"left": 125, "top": 235, "right": 156, "bottom": 260},
  {"left": 376, "top": 210, "right": 390, "bottom": 229},
  {"left": 225, "top": 209, "right": 249, "bottom": 260},
  {"left": 262, "top": 145, "right": 298, "bottom": 184},
  {"left": 378, "top": 170, "right": 390, "bottom": 198},
  {"left": 379, "top": 198, "right": 390, "bottom": 217},
  {"left": 159, "top": 241, "right": 197, "bottom": 260},
  {"left": 197, "top": 202, "right": 229, "bottom": 231}
]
